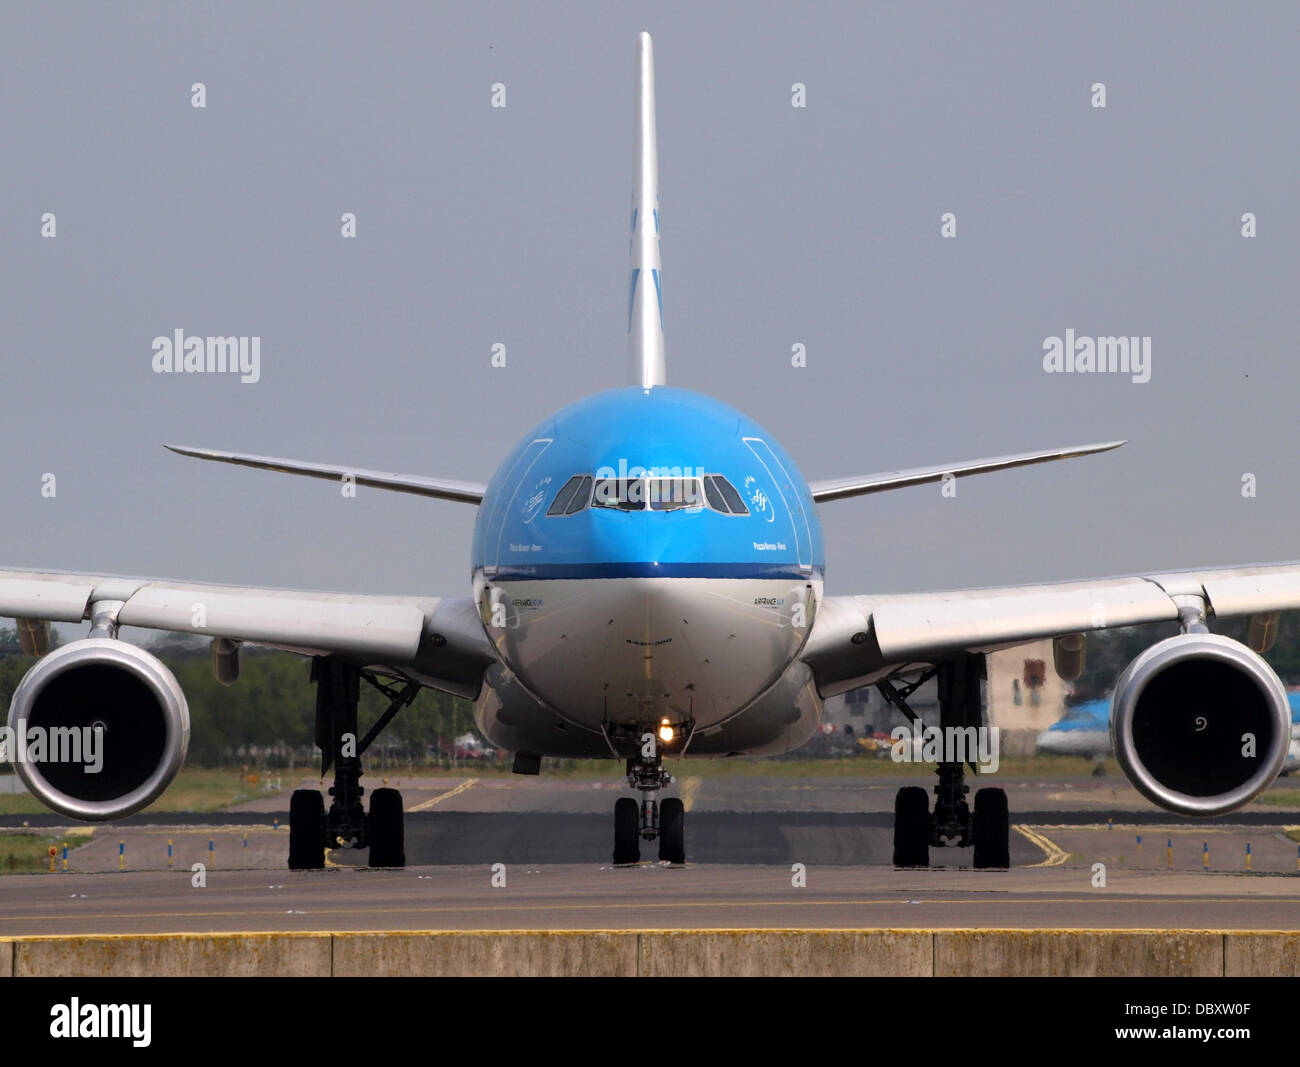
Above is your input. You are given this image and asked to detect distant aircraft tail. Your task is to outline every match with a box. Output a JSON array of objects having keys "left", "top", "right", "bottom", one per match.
[{"left": 628, "top": 31, "right": 665, "bottom": 389}]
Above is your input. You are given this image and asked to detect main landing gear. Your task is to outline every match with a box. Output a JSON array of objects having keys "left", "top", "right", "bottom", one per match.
[
  {"left": 612, "top": 733, "right": 685, "bottom": 866},
  {"left": 885, "top": 653, "right": 1011, "bottom": 870},
  {"left": 288, "top": 656, "right": 418, "bottom": 871}
]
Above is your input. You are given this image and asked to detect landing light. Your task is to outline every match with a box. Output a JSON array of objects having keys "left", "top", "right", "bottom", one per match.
[{"left": 659, "top": 719, "right": 674, "bottom": 743}]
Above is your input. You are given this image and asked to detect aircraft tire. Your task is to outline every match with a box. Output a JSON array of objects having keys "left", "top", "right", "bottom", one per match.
[
  {"left": 892, "top": 786, "right": 930, "bottom": 868},
  {"left": 613, "top": 797, "right": 640, "bottom": 865},
  {"left": 288, "top": 789, "right": 325, "bottom": 870},
  {"left": 659, "top": 796, "right": 685, "bottom": 864},
  {"left": 972, "top": 787, "right": 1010, "bottom": 869},
  {"left": 368, "top": 787, "right": 406, "bottom": 868}
]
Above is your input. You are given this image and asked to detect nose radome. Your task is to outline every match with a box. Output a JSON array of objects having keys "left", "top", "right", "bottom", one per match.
[
  {"left": 616, "top": 575, "right": 685, "bottom": 635},
  {"left": 640, "top": 573, "right": 690, "bottom": 619}
]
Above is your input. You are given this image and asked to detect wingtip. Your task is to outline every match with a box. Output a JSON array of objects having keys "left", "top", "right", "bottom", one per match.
[
  {"left": 165, "top": 444, "right": 212, "bottom": 459},
  {"left": 1074, "top": 439, "right": 1126, "bottom": 454}
]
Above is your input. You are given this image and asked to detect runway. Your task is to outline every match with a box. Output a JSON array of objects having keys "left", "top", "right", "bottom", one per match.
[
  {"left": 4, "top": 864, "right": 1300, "bottom": 935},
  {"left": 3, "top": 772, "right": 1300, "bottom": 935}
]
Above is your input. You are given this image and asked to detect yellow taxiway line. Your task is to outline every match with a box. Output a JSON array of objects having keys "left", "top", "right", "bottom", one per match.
[
  {"left": 4, "top": 896, "right": 1298, "bottom": 926},
  {"left": 1014, "top": 825, "right": 1071, "bottom": 867},
  {"left": 409, "top": 778, "right": 480, "bottom": 812}
]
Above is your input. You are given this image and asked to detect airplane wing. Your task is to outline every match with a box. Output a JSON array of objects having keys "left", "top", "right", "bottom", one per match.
[
  {"left": 165, "top": 445, "right": 486, "bottom": 504},
  {"left": 0, "top": 567, "right": 496, "bottom": 700},
  {"left": 802, "top": 561, "right": 1300, "bottom": 696},
  {"left": 807, "top": 440, "right": 1125, "bottom": 502}
]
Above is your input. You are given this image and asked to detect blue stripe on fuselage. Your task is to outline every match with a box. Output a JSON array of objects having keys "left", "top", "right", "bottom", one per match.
[{"left": 488, "top": 563, "right": 821, "bottom": 581}]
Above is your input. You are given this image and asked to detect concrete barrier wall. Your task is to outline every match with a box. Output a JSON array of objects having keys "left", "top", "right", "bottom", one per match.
[
  {"left": 332, "top": 931, "right": 638, "bottom": 978},
  {"left": 934, "top": 930, "right": 1224, "bottom": 977},
  {"left": 2, "top": 929, "right": 1299, "bottom": 976},
  {"left": 9, "top": 933, "right": 331, "bottom": 977},
  {"left": 640, "top": 930, "right": 931, "bottom": 977},
  {"left": 1223, "top": 932, "right": 1300, "bottom": 977}
]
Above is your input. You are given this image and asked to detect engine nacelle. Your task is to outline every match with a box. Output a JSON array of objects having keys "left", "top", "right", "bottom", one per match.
[
  {"left": 1112, "top": 632, "right": 1289, "bottom": 816},
  {"left": 6, "top": 638, "right": 189, "bottom": 821}
]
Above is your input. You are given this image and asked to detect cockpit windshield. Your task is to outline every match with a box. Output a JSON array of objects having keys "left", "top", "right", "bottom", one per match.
[
  {"left": 592, "top": 478, "right": 645, "bottom": 511},
  {"left": 648, "top": 478, "right": 702, "bottom": 511},
  {"left": 548, "top": 473, "right": 749, "bottom": 516}
]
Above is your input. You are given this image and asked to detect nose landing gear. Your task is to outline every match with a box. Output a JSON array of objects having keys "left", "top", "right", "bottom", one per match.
[{"left": 611, "top": 736, "right": 686, "bottom": 865}]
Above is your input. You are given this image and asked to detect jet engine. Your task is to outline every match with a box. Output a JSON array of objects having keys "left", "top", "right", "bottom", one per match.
[
  {"left": 7, "top": 638, "right": 189, "bottom": 821},
  {"left": 1111, "top": 632, "right": 1289, "bottom": 816}
]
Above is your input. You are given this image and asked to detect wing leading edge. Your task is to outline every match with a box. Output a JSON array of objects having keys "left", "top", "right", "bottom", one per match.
[
  {"left": 808, "top": 440, "right": 1125, "bottom": 503},
  {"left": 165, "top": 445, "right": 486, "bottom": 504}
]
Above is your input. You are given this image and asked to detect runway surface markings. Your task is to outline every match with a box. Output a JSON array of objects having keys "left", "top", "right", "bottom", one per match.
[
  {"left": 13, "top": 925, "right": 1300, "bottom": 944},
  {"left": 1032, "top": 824, "right": 1255, "bottom": 834},
  {"left": 48, "top": 827, "right": 287, "bottom": 837},
  {"left": 1014, "top": 825, "right": 1071, "bottom": 867},
  {"left": 409, "top": 778, "right": 480, "bottom": 812},
  {"left": 5, "top": 895, "right": 1300, "bottom": 925},
  {"left": 0, "top": 826, "right": 95, "bottom": 837}
]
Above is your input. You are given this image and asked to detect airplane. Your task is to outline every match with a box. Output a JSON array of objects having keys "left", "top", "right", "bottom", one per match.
[
  {"left": 1037, "top": 692, "right": 1300, "bottom": 775},
  {"left": 1033, "top": 698, "right": 1114, "bottom": 759},
  {"left": 4, "top": 31, "right": 1300, "bottom": 871}
]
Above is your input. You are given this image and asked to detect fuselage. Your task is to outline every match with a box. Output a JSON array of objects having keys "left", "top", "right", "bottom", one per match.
[{"left": 469, "top": 385, "right": 827, "bottom": 760}]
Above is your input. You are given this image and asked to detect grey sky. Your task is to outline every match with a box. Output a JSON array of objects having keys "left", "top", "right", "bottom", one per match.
[{"left": 2, "top": 1, "right": 1298, "bottom": 607}]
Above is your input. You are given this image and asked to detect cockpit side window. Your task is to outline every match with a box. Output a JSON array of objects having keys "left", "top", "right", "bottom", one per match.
[
  {"left": 703, "top": 476, "right": 730, "bottom": 513},
  {"left": 709, "top": 475, "right": 749, "bottom": 516},
  {"left": 546, "top": 475, "right": 585, "bottom": 516},
  {"left": 564, "top": 475, "right": 593, "bottom": 514}
]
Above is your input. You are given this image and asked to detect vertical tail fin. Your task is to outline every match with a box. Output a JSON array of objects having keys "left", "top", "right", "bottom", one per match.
[{"left": 629, "top": 31, "right": 665, "bottom": 388}]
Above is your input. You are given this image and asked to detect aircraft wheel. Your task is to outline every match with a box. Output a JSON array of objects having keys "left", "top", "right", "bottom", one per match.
[
  {"left": 368, "top": 787, "right": 406, "bottom": 868},
  {"left": 613, "top": 797, "right": 640, "bottom": 865},
  {"left": 892, "top": 786, "right": 930, "bottom": 868},
  {"left": 659, "top": 796, "right": 685, "bottom": 864},
  {"left": 972, "top": 787, "right": 1010, "bottom": 869},
  {"left": 288, "top": 789, "right": 325, "bottom": 870}
]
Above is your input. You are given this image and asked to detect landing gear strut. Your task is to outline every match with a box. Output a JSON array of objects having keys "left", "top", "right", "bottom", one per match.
[
  {"left": 287, "top": 656, "right": 417, "bottom": 870},
  {"left": 611, "top": 731, "right": 685, "bottom": 865},
  {"left": 886, "top": 653, "right": 1010, "bottom": 869}
]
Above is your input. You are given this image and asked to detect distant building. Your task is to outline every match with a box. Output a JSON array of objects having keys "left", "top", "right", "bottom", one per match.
[{"left": 985, "top": 638, "right": 1069, "bottom": 755}]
